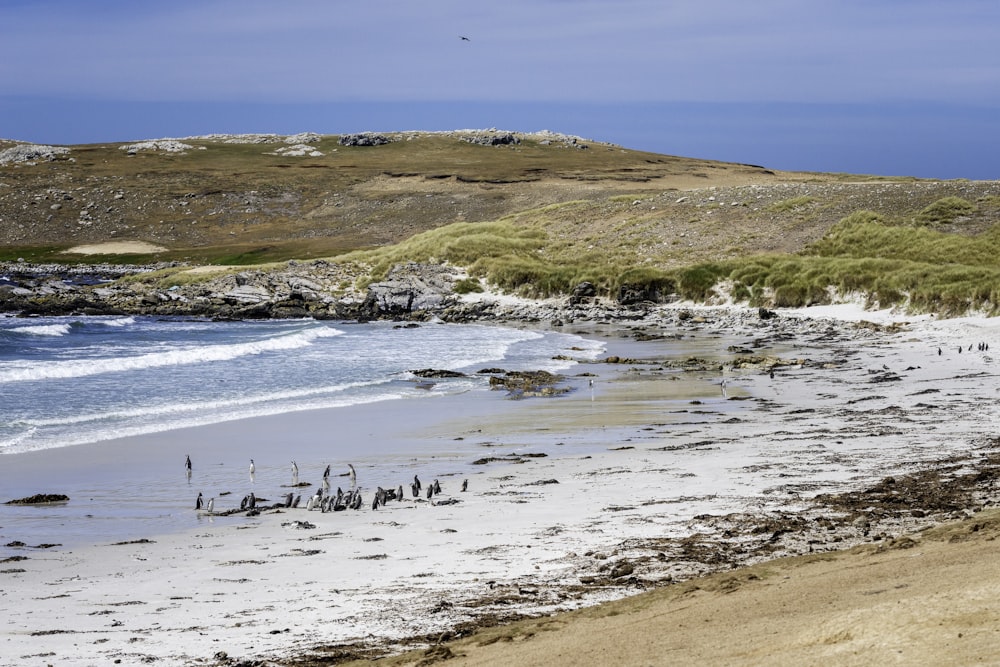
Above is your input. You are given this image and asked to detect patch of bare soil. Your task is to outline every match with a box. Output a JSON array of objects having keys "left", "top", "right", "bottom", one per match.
[{"left": 63, "top": 241, "right": 168, "bottom": 255}]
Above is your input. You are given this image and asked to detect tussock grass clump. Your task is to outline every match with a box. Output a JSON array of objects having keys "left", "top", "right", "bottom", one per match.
[
  {"left": 766, "top": 196, "right": 817, "bottom": 213},
  {"left": 672, "top": 204, "right": 1000, "bottom": 316},
  {"left": 805, "top": 214, "right": 1000, "bottom": 267},
  {"left": 341, "top": 222, "right": 546, "bottom": 283},
  {"left": 675, "top": 254, "right": 1000, "bottom": 316},
  {"left": 916, "top": 196, "right": 976, "bottom": 226}
]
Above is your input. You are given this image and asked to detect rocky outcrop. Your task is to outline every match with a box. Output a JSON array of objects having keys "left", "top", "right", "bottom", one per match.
[
  {"left": 460, "top": 131, "right": 521, "bottom": 146},
  {"left": 1, "top": 260, "right": 474, "bottom": 321},
  {"left": 358, "top": 263, "right": 459, "bottom": 320},
  {"left": 338, "top": 133, "right": 394, "bottom": 147},
  {"left": 0, "top": 143, "right": 71, "bottom": 166}
]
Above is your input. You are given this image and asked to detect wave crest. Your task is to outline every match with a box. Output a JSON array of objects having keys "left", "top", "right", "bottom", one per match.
[{"left": 0, "top": 324, "right": 341, "bottom": 383}]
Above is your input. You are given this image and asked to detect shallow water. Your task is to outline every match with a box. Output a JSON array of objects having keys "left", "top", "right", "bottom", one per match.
[{"left": 0, "top": 316, "right": 750, "bottom": 552}]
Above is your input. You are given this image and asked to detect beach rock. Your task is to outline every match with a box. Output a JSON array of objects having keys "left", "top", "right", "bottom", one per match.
[
  {"left": 222, "top": 285, "right": 271, "bottom": 304},
  {"left": 5, "top": 493, "right": 70, "bottom": 505},
  {"left": 411, "top": 369, "right": 467, "bottom": 378},
  {"left": 609, "top": 560, "right": 635, "bottom": 578},
  {"left": 359, "top": 263, "right": 458, "bottom": 320},
  {"left": 488, "top": 370, "right": 569, "bottom": 398},
  {"left": 568, "top": 281, "right": 596, "bottom": 305},
  {"left": 617, "top": 281, "right": 675, "bottom": 305}
]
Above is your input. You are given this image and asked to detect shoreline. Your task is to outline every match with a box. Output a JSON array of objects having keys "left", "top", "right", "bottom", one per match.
[{"left": 2, "top": 304, "right": 999, "bottom": 665}]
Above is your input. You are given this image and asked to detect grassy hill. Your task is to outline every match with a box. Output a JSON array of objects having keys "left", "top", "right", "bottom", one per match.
[{"left": 2, "top": 130, "right": 999, "bottom": 314}]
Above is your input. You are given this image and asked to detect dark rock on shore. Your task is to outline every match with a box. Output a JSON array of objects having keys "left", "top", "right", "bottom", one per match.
[
  {"left": 358, "top": 262, "right": 458, "bottom": 320},
  {"left": 5, "top": 494, "right": 70, "bottom": 505},
  {"left": 411, "top": 369, "right": 467, "bottom": 378},
  {"left": 488, "top": 370, "right": 569, "bottom": 398}
]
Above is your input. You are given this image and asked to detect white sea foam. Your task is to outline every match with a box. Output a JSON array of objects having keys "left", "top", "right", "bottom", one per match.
[
  {"left": 0, "top": 324, "right": 342, "bottom": 383},
  {"left": 22, "top": 377, "right": 391, "bottom": 429},
  {"left": 98, "top": 316, "right": 136, "bottom": 327},
  {"left": 8, "top": 323, "right": 72, "bottom": 337},
  {"left": 0, "top": 387, "right": 426, "bottom": 454}
]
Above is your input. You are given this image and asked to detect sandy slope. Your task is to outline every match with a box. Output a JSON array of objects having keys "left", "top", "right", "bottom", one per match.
[{"left": 381, "top": 511, "right": 1000, "bottom": 667}]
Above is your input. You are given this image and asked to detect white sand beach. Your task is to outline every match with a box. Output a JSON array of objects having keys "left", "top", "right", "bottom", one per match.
[{"left": 2, "top": 304, "right": 999, "bottom": 666}]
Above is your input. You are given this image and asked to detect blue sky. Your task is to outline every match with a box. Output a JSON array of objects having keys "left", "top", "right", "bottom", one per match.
[{"left": 1, "top": 0, "right": 998, "bottom": 179}]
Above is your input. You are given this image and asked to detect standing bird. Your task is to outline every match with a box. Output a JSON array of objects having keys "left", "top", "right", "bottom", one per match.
[
  {"left": 323, "top": 464, "right": 331, "bottom": 479},
  {"left": 249, "top": 459, "right": 256, "bottom": 477},
  {"left": 461, "top": 479, "right": 468, "bottom": 492},
  {"left": 195, "top": 492, "right": 204, "bottom": 510},
  {"left": 206, "top": 497, "right": 214, "bottom": 514},
  {"left": 348, "top": 464, "right": 357, "bottom": 490},
  {"left": 186, "top": 455, "right": 192, "bottom": 472},
  {"left": 414, "top": 475, "right": 422, "bottom": 492},
  {"left": 291, "top": 460, "right": 299, "bottom": 486}
]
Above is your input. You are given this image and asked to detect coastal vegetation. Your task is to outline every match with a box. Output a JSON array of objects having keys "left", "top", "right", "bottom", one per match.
[{"left": 2, "top": 131, "right": 998, "bottom": 315}]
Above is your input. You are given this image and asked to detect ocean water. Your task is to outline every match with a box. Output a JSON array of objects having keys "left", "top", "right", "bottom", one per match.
[
  {"left": 0, "top": 315, "right": 612, "bottom": 549},
  {"left": 0, "top": 315, "right": 603, "bottom": 456}
]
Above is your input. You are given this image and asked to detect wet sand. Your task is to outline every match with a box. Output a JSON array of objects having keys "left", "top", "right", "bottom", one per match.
[{"left": 2, "top": 304, "right": 999, "bottom": 665}]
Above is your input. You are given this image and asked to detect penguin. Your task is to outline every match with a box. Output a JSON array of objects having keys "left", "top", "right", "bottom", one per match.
[
  {"left": 414, "top": 474, "right": 421, "bottom": 491},
  {"left": 433, "top": 479, "right": 441, "bottom": 495},
  {"left": 397, "top": 484, "right": 405, "bottom": 501},
  {"left": 249, "top": 459, "right": 256, "bottom": 476},
  {"left": 248, "top": 492, "right": 256, "bottom": 509},
  {"left": 461, "top": 479, "right": 468, "bottom": 492},
  {"left": 195, "top": 492, "right": 204, "bottom": 510},
  {"left": 284, "top": 492, "right": 294, "bottom": 508},
  {"left": 292, "top": 494, "right": 301, "bottom": 508},
  {"left": 206, "top": 497, "right": 214, "bottom": 514},
  {"left": 323, "top": 464, "right": 331, "bottom": 479},
  {"left": 348, "top": 464, "right": 357, "bottom": 490},
  {"left": 185, "top": 455, "right": 192, "bottom": 472}
]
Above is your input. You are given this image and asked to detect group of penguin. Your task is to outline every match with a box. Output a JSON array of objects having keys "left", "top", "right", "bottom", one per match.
[{"left": 190, "top": 455, "right": 467, "bottom": 515}]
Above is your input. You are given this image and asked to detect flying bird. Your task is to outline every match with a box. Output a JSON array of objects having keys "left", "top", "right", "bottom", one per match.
[{"left": 460, "top": 35, "right": 470, "bottom": 41}]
